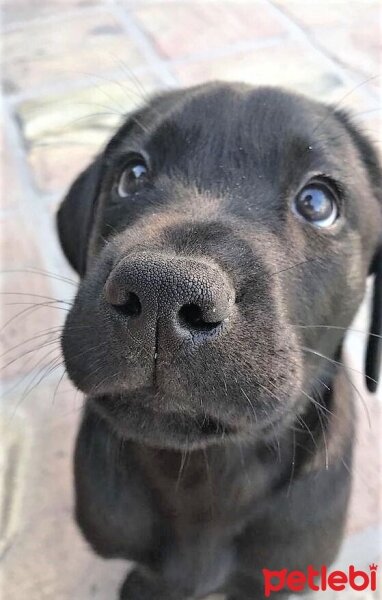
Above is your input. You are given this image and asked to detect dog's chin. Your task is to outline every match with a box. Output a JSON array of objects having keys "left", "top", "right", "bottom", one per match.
[
  {"left": 87, "top": 388, "right": 290, "bottom": 450},
  {"left": 88, "top": 391, "right": 239, "bottom": 449}
]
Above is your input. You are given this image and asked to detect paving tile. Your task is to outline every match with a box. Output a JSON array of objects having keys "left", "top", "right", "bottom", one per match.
[
  {"left": 0, "top": 215, "right": 68, "bottom": 380},
  {"left": 2, "top": 11, "right": 147, "bottom": 94},
  {"left": 120, "top": 0, "right": 183, "bottom": 7},
  {"left": 175, "top": 40, "right": 377, "bottom": 111},
  {"left": 1, "top": 383, "right": 128, "bottom": 600},
  {"left": 1, "top": 376, "right": 379, "bottom": 600},
  {"left": 2, "top": 0, "right": 101, "bottom": 26},
  {"left": 346, "top": 393, "right": 381, "bottom": 535},
  {"left": 274, "top": 0, "right": 381, "bottom": 79},
  {"left": 358, "top": 116, "right": 382, "bottom": 159},
  {"left": 1, "top": 127, "right": 24, "bottom": 211},
  {"left": 0, "top": 413, "right": 29, "bottom": 559},
  {"left": 343, "top": 295, "right": 382, "bottom": 535},
  {"left": 314, "top": 16, "right": 381, "bottom": 81},
  {"left": 132, "top": 1, "right": 287, "bottom": 59},
  {"left": 16, "top": 73, "right": 161, "bottom": 193},
  {"left": 274, "top": 0, "right": 380, "bottom": 28},
  {"left": 1, "top": 2, "right": 381, "bottom": 597}
]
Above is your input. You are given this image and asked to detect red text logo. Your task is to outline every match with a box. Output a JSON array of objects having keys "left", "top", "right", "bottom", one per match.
[{"left": 262, "top": 564, "right": 378, "bottom": 597}]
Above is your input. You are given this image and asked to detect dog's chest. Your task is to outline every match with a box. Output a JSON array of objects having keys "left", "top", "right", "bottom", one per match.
[
  {"left": 136, "top": 446, "right": 278, "bottom": 595},
  {"left": 149, "top": 471, "right": 236, "bottom": 595},
  {"left": 138, "top": 445, "right": 263, "bottom": 528}
]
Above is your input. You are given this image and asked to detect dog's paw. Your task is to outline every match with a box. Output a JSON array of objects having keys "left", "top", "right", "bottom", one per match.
[{"left": 119, "top": 568, "right": 179, "bottom": 600}]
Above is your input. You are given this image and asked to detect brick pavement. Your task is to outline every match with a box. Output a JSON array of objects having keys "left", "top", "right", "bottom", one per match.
[{"left": 1, "top": 1, "right": 381, "bottom": 598}]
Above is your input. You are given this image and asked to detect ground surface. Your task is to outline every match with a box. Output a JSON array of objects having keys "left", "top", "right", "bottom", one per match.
[{"left": 1, "top": 1, "right": 381, "bottom": 598}]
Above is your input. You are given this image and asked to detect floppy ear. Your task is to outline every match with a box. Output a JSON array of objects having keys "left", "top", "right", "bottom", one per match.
[
  {"left": 57, "top": 156, "right": 103, "bottom": 276},
  {"left": 366, "top": 246, "right": 382, "bottom": 392},
  {"left": 56, "top": 91, "right": 187, "bottom": 275},
  {"left": 334, "top": 110, "right": 382, "bottom": 392}
]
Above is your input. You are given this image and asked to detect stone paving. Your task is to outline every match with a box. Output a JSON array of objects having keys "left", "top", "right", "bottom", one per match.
[{"left": 1, "top": 1, "right": 381, "bottom": 598}]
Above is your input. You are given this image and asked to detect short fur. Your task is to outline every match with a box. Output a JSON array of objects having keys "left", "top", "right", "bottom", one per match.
[{"left": 57, "top": 82, "right": 382, "bottom": 599}]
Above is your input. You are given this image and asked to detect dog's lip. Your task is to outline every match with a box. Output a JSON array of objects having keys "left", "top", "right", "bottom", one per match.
[
  {"left": 195, "top": 414, "right": 237, "bottom": 436},
  {"left": 90, "top": 391, "right": 238, "bottom": 438}
]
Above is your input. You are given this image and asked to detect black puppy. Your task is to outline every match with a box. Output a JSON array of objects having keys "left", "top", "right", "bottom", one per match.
[{"left": 57, "top": 82, "right": 382, "bottom": 599}]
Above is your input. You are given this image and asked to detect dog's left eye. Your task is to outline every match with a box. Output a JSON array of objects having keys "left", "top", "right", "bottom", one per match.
[
  {"left": 117, "top": 157, "right": 149, "bottom": 197},
  {"left": 293, "top": 183, "right": 339, "bottom": 228}
]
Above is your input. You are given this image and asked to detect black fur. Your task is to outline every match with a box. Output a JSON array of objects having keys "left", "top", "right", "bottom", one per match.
[{"left": 57, "top": 82, "right": 382, "bottom": 599}]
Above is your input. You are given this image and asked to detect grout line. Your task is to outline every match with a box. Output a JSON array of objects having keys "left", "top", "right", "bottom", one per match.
[
  {"left": 264, "top": 0, "right": 380, "bottom": 105},
  {"left": 2, "top": 0, "right": 379, "bottom": 290},
  {"left": 3, "top": 0, "right": 378, "bottom": 110},
  {"left": 5, "top": 65, "right": 156, "bottom": 106},
  {"left": 4, "top": 33, "right": 293, "bottom": 107},
  {"left": 267, "top": 0, "right": 382, "bottom": 96},
  {"left": 161, "top": 34, "right": 289, "bottom": 67},
  {"left": 108, "top": 4, "right": 180, "bottom": 88},
  {"left": 3, "top": 38, "right": 379, "bottom": 113},
  {"left": 3, "top": 0, "right": 379, "bottom": 109},
  {"left": 1, "top": 367, "right": 69, "bottom": 401},
  {"left": 2, "top": 100, "right": 39, "bottom": 195},
  {"left": 2, "top": 98, "right": 77, "bottom": 302},
  {"left": 2, "top": 4, "right": 115, "bottom": 32},
  {"left": 4, "top": 35, "right": 289, "bottom": 107}
]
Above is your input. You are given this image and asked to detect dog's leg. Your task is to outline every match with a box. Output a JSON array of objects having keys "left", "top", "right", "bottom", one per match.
[
  {"left": 227, "top": 594, "right": 290, "bottom": 599},
  {"left": 225, "top": 571, "right": 292, "bottom": 600},
  {"left": 119, "top": 568, "right": 183, "bottom": 600}
]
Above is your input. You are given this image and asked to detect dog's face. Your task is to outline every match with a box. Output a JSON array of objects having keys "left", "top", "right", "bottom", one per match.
[{"left": 58, "top": 82, "right": 382, "bottom": 449}]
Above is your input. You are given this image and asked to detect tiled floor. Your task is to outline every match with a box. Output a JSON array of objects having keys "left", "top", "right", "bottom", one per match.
[{"left": 1, "top": 1, "right": 381, "bottom": 598}]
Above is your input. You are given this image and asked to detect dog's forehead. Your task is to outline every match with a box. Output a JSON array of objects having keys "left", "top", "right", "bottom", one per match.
[
  {"left": 146, "top": 85, "right": 328, "bottom": 148},
  {"left": 125, "top": 85, "right": 359, "bottom": 198},
  {"left": 108, "top": 85, "right": 357, "bottom": 187}
]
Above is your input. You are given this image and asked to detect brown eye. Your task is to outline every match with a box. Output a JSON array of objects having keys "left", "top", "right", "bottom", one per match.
[
  {"left": 117, "top": 158, "right": 148, "bottom": 197},
  {"left": 293, "top": 182, "right": 339, "bottom": 228}
]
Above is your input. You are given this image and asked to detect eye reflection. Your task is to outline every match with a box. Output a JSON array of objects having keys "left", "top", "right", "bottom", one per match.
[
  {"left": 293, "top": 183, "right": 339, "bottom": 228},
  {"left": 117, "top": 159, "right": 148, "bottom": 198}
]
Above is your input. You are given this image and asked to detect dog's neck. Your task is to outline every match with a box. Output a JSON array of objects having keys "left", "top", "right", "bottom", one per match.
[{"left": 129, "top": 368, "right": 339, "bottom": 519}]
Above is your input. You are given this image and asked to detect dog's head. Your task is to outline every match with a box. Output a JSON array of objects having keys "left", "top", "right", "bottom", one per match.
[{"left": 58, "top": 82, "right": 382, "bottom": 449}]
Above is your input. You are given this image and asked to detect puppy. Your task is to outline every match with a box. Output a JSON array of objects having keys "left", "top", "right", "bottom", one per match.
[{"left": 57, "top": 82, "right": 382, "bottom": 599}]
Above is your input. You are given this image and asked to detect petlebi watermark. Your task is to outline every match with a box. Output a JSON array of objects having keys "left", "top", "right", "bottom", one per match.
[{"left": 262, "top": 564, "right": 378, "bottom": 597}]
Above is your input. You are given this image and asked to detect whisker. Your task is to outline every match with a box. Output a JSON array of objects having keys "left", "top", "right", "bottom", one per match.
[
  {"left": 4, "top": 300, "right": 71, "bottom": 308},
  {"left": 302, "top": 346, "right": 378, "bottom": 386},
  {"left": 310, "top": 381, "right": 329, "bottom": 470},
  {"left": 267, "top": 257, "right": 323, "bottom": 279},
  {"left": 2, "top": 343, "right": 62, "bottom": 398},
  {"left": 9, "top": 352, "right": 63, "bottom": 419},
  {"left": 202, "top": 447, "right": 214, "bottom": 516},
  {"left": 310, "top": 75, "right": 380, "bottom": 138},
  {"left": 1, "top": 302, "right": 69, "bottom": 333},
  {"left": 239, "top": 385, "right": 258, "bottom": 424},
  {"left": 294, "top": 414, "right": 319, "bottom": 450},
  {"left": 21, "top": 354, "right": 65, "bottom": 402},
  {"left": 300, "top": 389, "right": 336, "bottom": 419},
  {"left": 1, "top": 338, "right": 61, "bottom": 373},
  {"left": 113, "top": 61, "right": 154, "bottom": 104},
  {"left": 295, "top": 324, "right": 382, "bottom": 340},
  {"left": 287, "top": 428, "right": 296, "bottom": 497},
  {"left": 175, "top": 450, "right": 189, "bottom": 492},
  {"left": 0, "top": 328, "right": 63, "bottom": 359},
  {"left": 1, "top": 291, "right": 73, "bottom": 303},
  {"left": 1, "top": 267, "right": 77, "bottom": 286},
  {"left": 344, "top": 370, "right": 371, "bottom": 429}
]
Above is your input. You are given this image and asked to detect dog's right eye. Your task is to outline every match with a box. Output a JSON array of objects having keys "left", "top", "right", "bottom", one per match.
[
  {"left": 117, "top": 156, "right": 149, "bottom": 197},
  {"left": 292, "top": 181, "right": 339, "bottom": 228}
]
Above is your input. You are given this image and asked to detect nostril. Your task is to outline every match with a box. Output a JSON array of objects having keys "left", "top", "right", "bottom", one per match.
[
  {"left": 112, "top": 292, "right": 142, "bottom": 318},
  {"left": 178, "top": 304, "right": 222, "bottom": 332}
]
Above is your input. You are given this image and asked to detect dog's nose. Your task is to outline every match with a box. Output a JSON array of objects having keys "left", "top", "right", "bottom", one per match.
[{"left": 104, "top": 253, "right": 234, "bottom": 341}]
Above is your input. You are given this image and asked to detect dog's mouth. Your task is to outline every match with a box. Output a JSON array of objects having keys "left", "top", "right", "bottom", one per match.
[
  {"left": 89, "top": 391, "right": 239, "bottom": 446},
  {"left": 197, "top": 414, "right": 237, "bottom": 437}
]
